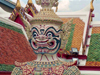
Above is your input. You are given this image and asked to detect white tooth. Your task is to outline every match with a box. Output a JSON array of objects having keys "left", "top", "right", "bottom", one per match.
[
  {"left": 45, "top": 50, "right": 47, "bottom": 52},
  {"left": 44, "top": 50, "right": 46, "bottom": 52},
  {"left": 43, "top": 50, "right": 45, "bottom": 52},
  {"left": 42, "top": 50, "right": 44, "bottom": 52},
  {"left": 41, "top": 49, "right": 42, "bottom": 52},
  {"left": 46, "top": 50, "right": 48, "bottom": 52}
]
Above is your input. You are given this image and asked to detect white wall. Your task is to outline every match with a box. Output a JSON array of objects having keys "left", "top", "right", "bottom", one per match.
[{"left": 81, "top": 71, "right": 100, "bottom": 75}]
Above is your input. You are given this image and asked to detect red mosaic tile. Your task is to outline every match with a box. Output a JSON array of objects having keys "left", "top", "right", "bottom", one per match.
[{"left": 0, "top": 27, "right": 37, "bottom": 65}]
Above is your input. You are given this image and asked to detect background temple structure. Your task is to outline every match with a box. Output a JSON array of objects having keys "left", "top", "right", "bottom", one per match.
[{"left": 0, "top": 0, "right": 100, "bottom": 75}]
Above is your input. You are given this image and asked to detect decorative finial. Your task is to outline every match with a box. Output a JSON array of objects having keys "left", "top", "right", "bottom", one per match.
[
  {"left": 90, "top": 0, "right": 94, "bottom": 12},
  {"left": 28, "top": 0, "right": 33, "bottom": 6},
  {"left": 16, "top": 0, "right": 21, "bottom": 11},
  {"left": 35, "top": 0, "right": 59, "bottom": 9},
  {"left": 56, "top": 6, "right": 58, "bottom": 12}
]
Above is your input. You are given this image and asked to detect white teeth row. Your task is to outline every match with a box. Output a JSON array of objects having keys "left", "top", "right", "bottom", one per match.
[
  {"left": 35, "top": 49, "right": 49, "bottom": 53},
  {"left": 38, "top": 42, "right": 47, "bottom": 44}
]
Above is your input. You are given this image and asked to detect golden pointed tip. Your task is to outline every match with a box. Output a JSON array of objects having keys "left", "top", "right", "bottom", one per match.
[
  {"left": 16, "top": 0, "right": 21, "bottom": 10},
  {"left": 28, "top": 0, "right": 32, "bottom": 6},
  {"left": 90, "top": 0, "right": 94, "bottom": 12}
]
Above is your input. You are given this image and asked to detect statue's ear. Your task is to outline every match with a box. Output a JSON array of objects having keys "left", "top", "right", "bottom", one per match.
[
  {"left": 15, "top": 61, "right": 27, "bottom": 67},
  {"left": 60, "top": 18, "right": 74, "bottom": 34},
  {"left": 22, "top": 18, "right": 32, "bottom": 40},
  {"left": 60, "top": 18, "right": 74, "bottom": 49}
]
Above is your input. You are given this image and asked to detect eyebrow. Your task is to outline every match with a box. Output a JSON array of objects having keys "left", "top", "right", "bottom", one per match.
[
  {"left": 45, "top": 27, "right": 62, "bottom": 34},
  {"left": 31, "top": 27, "right": 39, "bottom": 33}
]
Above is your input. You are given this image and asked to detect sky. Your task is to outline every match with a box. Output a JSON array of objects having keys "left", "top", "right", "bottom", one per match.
[{"left": 11, "top": 0, "right": 100, "bottom": 21}]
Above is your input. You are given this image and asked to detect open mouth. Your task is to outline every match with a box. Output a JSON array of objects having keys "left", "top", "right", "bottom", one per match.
[
  {"left": 34, "top": 43, "right": 59, "bottom": 54},
  {"left": 33, "top": 40, "right": 55, "bottom": 48},
  {"left": 34, "top": 49, "right": 49, "bottom": 53},
  {"left": 31, "top": 39, "right": 59, "bottom": 54}
]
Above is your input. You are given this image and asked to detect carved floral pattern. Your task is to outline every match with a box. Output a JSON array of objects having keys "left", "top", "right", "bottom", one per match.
[{"left": 51, "top": 65, "right": 64, "bottom": 75}]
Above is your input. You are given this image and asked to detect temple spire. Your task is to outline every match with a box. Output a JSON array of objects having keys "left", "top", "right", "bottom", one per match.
[
  {"left": 90, "top": 0, "right": 94, "bottom": 12},
  {"left": 16, "top": 0, "right": 21, "bottom": 11},
  {"left": 35, "top": 0, "right": 59, "bottom": 9},
  {"left": 28, "top": 0, "right": 33, "bottom": 6}
]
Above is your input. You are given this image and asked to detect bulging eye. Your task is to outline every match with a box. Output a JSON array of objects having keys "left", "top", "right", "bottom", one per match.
[
  {"left": 33, "top": 33, "right": 37, "bottom": 38},
  {"left": 47, "top": 32, "right": 52, "bottom": 37}
]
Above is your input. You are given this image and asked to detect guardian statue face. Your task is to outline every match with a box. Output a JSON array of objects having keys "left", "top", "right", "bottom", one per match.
[{"left": 29, "top": 25, "right": 61, "bottom": 55}]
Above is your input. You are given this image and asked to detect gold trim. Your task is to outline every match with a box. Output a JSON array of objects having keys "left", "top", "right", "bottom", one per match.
[
  {"left": 56, "top": 6, "right": 58, "bottom": 12},
  {"left": 28, "top": 0, "right": 33, "bottom": 6},
  {"left": 30, "top": 7, "right": 36, "bottom": 16},
  {"left": 16, "top": 0, "right": 21, "bottom": 11},
  {"left": 12, "top": 12, "right": 14, "bottom": 16},
  {"left": 90, "top": 0, "right": 94, "bottom": 12},
  {"left": 33, "top": 60, "right": 60, "bottom": 65}
]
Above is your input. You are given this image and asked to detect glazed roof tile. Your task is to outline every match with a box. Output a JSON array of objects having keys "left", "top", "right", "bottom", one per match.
[
  {"left": 92, "top": 27, "right": 100, "bottom": 34},
  {"left": 86, "top": 29, "right": 100, "bottom": 66},
  {"left": 61, "top": 18, "right": 85, "bottom": 51},
  {"left": 0, "top": 22, "right": 37, "bottom": 65}
]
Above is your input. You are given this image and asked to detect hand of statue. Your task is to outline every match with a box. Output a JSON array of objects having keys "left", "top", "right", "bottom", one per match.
[{"left": 15, "top": 61, "right": 27, "bottom": 67}]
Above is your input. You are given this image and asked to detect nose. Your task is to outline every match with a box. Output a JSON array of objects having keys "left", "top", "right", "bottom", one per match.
[{"left": 36, "top": 35, "right": 47, "bottom": 40}]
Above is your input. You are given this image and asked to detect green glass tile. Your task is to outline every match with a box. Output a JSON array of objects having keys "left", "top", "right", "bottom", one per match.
[{"left": 0, "top": 21, "right": 23, "bottom": 34}]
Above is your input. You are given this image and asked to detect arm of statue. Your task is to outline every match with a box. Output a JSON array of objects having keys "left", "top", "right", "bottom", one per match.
[
  {"left": 62, "top": 61, "right": 81, "bottom": 75},
  {"left": 62, "top": 60, "right": 77, "bottom": 66},
  {"left": 11, "top": 61, "right": 27, "bottom": 75},
  {"left": 60, "top": 18, "right": 74, "bottom": 49},
  {"left": 11, "top": 67, "right": 23, "bottom": 75},
  {"left": 11, "top": 61, "right": 34, "bottom": 75}
]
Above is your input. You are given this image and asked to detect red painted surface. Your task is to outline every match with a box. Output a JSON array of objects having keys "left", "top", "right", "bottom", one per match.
[
  {"left": 66, "top": 55, "right": 87, "bottom": 59},
  {"left": 28, "top": 8, "right": 33, "bottom": 17},
  {"left": 86, "top": 45, "right": 89, "bottom": 47},
  {"left": 57, "top": 54, "right": 87, "bottom": 60},
  {"left": 78, "top": 66, "right": 100, "bottom": 71},
  {"left": 0, "top": 72, "right": 11, "bottom": 75},
  {"left": 88, "top": 35, "right": 91, "bottom": 38},
  {"left": 92, "top": 14, "right": 95, "bottom": 17},
  {"left": 15, "top": 13, "right": 25, "bottom": 29},
  {"left": 89, "top": 25, "right": 93, "bottom": 28}
]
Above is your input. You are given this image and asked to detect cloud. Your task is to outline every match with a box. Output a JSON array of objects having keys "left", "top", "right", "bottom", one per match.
[
  {"left": 11, "top": 0, "right": 26, "bottom": 7},
  {"left": 93, "top": 12, "right": 100, "bottom": 21},
  {"left": 58, "top": 0, "right": 70, "bottom": 12}
]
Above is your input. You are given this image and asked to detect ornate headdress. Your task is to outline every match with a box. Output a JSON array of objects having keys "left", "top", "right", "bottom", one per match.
[{"left": 30, "top": 0, "right": 63, "bottom": 25}]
